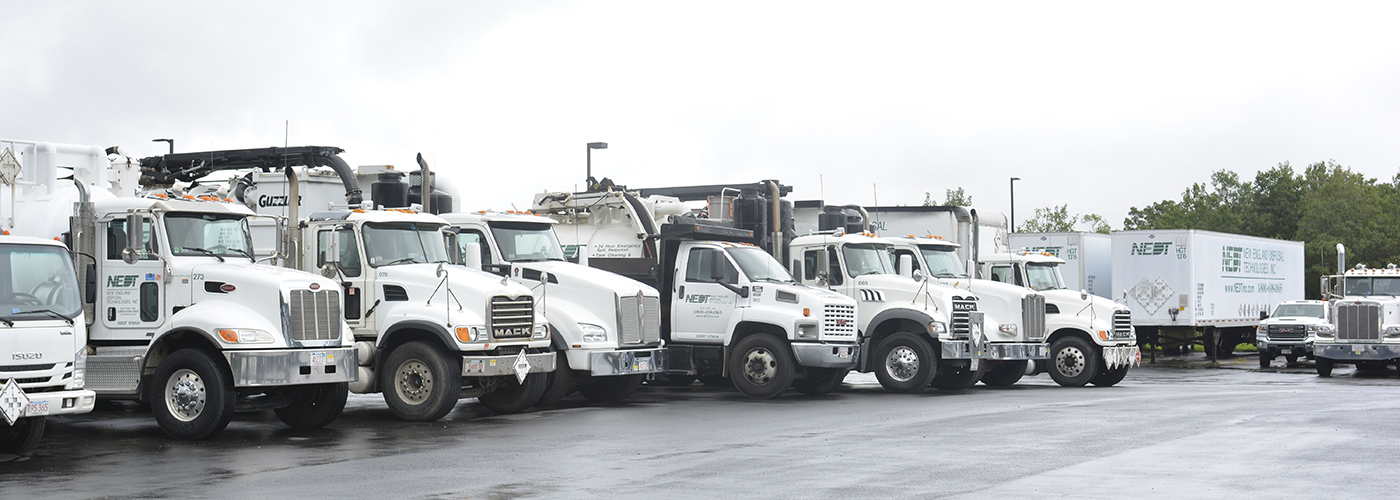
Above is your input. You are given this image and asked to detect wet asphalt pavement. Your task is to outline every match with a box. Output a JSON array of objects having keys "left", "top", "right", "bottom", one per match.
[{"left": 3, "top": 354, "right": 1398, "bottom": 499}]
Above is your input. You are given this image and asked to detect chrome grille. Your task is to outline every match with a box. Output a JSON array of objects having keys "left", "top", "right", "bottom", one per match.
[
  {"left": 951, "top": 297, "right": 977, "bottom": 338},
  {"left": 822, "top": 304, "right": 857, "bottom": 339},
  {"left": 1267, "top": 324, "right": 1307, "bottom": 341},
  {"left": 1113, "top": 311, "right": 1133, "bottom": 338},
  {"left": 1022, "top": 294, "right": 1047, "bottom": 341},
  {"left": 491, "top": 295, "right": 535, "bottom": 339},
  {"left": 288, "top": 289, "right": 341, "bottom": 342},
  {"left": 617, "top": 294, "right": 663, "bottom": 345},
  {"left": 1336, "top": 302, "right": 1380, "bottom": 342}
]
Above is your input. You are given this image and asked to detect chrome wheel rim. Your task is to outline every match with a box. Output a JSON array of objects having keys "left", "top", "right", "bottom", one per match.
[
  {"left": 1056, "top": 346, "right": 1087, "bottom": 378},
  {"left": 395, "top": 359, "right": 433, "bottom": 405},
  {"left": 885, "top": 346, "right": 920, "bottom": 382},
  {"left": 165, "top": 368, "right": 206, "bottom": 422},
  {"left": 741, "top": 347, "right": 778, "bottom": 386}
]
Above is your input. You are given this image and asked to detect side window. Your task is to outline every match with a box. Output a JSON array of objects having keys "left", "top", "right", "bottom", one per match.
[
  {"left": 316, "top": 229, "right": 361, "bottom": 278},
  {"left": 139, "top": 282, "right": 159, "bottom": 322},
  {"left": 803, "top": 250, "right": 819, "bottom": 281},
  {"left": 827, "top": 247, "right": 843, "bottom": 286},
  {"left": 801, "top": 248, "right": 843, "bottom": 285},
  {"left": 106, "top": 219, "right": 158, "bottom": 260},
  {"left": 894, "top": 250, "right": 921, "bottom": 272},
  {"left": 685, "top": 248, "right": 737, "bottom": 284},
  {"left": 990, "top": 265, "right": 1014, "bottom": 284},
  {"left": 459, "top": 230, "right": 492, "bottom": 266}
]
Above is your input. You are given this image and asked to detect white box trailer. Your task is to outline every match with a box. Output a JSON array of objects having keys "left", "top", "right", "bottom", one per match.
[
  {"left": 1009, "top": 232, "right": 1113, "bottom": 299},
  {"left": 1111, "top": 229, "right": 1304, "bottom": 356}
]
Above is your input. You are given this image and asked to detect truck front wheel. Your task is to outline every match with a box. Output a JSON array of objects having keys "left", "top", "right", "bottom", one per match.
[
  {"left": 578, "top": 374, "right": 644, "bottom": 403},
  {"left": 1048, "top": 337, "right": 1099, "bottom": 387},
  {"left": 980, "top": 361, "right": 1026, "bottom": 387},
  {"left": 1090, "top": 365, "right": 1131, "bottom": 387},
  {"left": 930, "top": 363, "right": 982, "bottom": 390},
  {"left": 477, "top": 373, "right": 547, "bottom": 413},
  {"left": 536, "top": 354, "right": 577, "bottom": 407},
  {"left": 0, "top": 416, "right": 44, "bottom": 453},
  {"left": 274, "top": 383, "right": 349, "bottom": 429},
  {"left": 728, "top": 334, "right": 794, "bottom": 399},
  {"left": 873, "top": 333, "right": 936, "bottom": 393},
  {"left": 381, "top": 341, "right": 461, "bottom": 421},
  {"left": 151, "top": 349, "right": 235, "bottom": 440}
]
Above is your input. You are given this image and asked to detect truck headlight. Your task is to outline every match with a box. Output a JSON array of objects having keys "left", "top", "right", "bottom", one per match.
[
  {"left": 579, "top": 323, "right": 607, "bottom": 343},
  {"left": 217, "top": 329, "right": 275, "bottom": 344},
  {"left": 533, "top": 324, "right": 550, "bottom": 340},
  {"left": 929, "top": 321, "right": 947, "bottom": 334},
  {"left": 455, "top": 325, "right": 487, "bottom": 343},
  {"left": 999, "top": 324, "right": 1018, "bottom": 335},
  {"left": 1315, "top": 324, "right": 1335, "bottom": 338},
  {"left": 796, "top": 322, "right": 820, "bottom": 340},
  {"left": 71, "top": 347, "right": 86, "bottom": 390},
  {"left": 1385, "top": 326, "right": 1400, "bottom": 339}
]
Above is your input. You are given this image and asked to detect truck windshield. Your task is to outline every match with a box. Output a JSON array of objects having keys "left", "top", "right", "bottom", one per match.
[
  {"left": 1272, "top": 303, "right": 1325, "bottom": 318},
  {"left": 165, "top": 212, "right": 255, "bottom": 260},
  {"left": 487, "top": 221, "right": 565, "bottom": 262},
  {"left": 0, "top": 244, "right": 82, "bottom": 321},
  {"left": 843, "top": 243, "right": 894, "bottom": 277},
  {"left": 1345, "top": 276, "right": 1400, "bottom": 296},
  {"left": 362, "top": 222, "right": 449, "bottom": 267},
  {"left": 917, "top": 245, "right": 966, "bottom": 278},
  {"left": 726, "top": 247, "right": 794, "bottom": 283},
  {"left": 1025, "top": 263, "right": 1066, "bottom": 290}
]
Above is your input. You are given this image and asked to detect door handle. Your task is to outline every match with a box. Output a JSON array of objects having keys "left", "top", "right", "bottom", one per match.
[{"left": 678, "top": 285, "right": 684, "bottom": 299}]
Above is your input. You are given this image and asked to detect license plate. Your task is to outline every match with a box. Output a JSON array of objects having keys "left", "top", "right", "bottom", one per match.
[
  {"left": 1353, "top": 345, "right": 1365, "bottom": 354},
  {"left": 26, "top": 400, "right": 50, "bottom": 417},
  {"left": 466, "top": 360, "right": 484, "bottom": 373},
  {"left": 636, "top": 359, "right": 651, "bottom": 371},
  {"left": 969, "top": 359, "right": 980, "bottom": 371},
  {"left": 838, "top": 346, "right": 851, "bottom": 359},
  {"left": 311, "top": 352, "right": 327, "bottom": 366}
]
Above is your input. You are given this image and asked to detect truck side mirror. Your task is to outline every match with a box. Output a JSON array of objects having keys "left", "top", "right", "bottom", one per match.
[
  {"left": 460, "top": 242, "right": 482, "bottom": 270},
  {"left": 708, "top": 256, "right": 727, "bottom": 283},
  {"left": 817, "top": 250, "right": 830, "bottom": 279},
  {"left": 323, "top": 233, "right": 340, "bottom": 265},
  {"left": 1259, "top": 311, "right": 1269, "bottom": 320},
  {"left": 443, "top": 232, "right": 461, "bottom": 265},
  {"left": 85, "top": 262, "right": 97, "bottom": 304},
  {"left": 897, "top": 254, "right": 913, "bottom": 278},
  {"left": 121, "top": 212, "right": 144, "bottom": 265}
]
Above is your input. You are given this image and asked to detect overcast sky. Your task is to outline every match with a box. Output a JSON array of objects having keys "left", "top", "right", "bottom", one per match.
[{"left": 4, "top": 1, "right": 1398, "bottom": 229}]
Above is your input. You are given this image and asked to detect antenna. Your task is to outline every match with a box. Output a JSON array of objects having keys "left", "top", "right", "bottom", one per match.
[{"left": 871, "top": 183, "right": 880, "bottom": 235}]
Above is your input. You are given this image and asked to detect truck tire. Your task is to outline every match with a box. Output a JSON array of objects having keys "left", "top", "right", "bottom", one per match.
[
  {"left": 478, "top": 373, "right": 547, "bottom": 414},
  {"left": 0, "top": 416, "right": 44, "bottom": 453},
  {"left": 873, "top": 333, "right": 936, "bottom": 393},
  {"left": 381, "top": 341, "right": 461, "bottom": 422},
  {"left": 1316, "top": 357, "right": 1334, "bottom": 377},
  {"left": 536, "top": 355, "right": 577, "bottom": 407},
  {"left": 728, "top": 334, "right": 794, "bottom": 399},
  {"left": 980, "top": 361, "right": 1026, "bottom": 387},
  {"left": 1048, "top": 337, "right": 1099, "bottom": 387},
  {"left": 792, "top": 368, "right": 849, "bottom": 395},
  {"left": 1284, "top": 354, "right": 1299, "bottom": 365},
  {"left": 650, "top": 374, "right": 698, "bottom": 387},
  {"left": 579, "top": 374, "right": 644, "bottom": 403},
  {"left": 151, "top": 349, "right": 235, "bottom": 440},
  {"left": 930, "top": 363, "right": 981, "bottom": 391},
  {"left": 274, "top": 383, "right": 349, "bottom": 429},
  {"left": 1090, "top": 365, "right": 1131, "bottom": 387},
  {"left": 1259, "top": 352, "right": 1273, "bottom": 368}
]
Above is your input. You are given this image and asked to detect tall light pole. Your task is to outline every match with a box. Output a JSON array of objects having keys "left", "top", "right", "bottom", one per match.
[
  {"left": 1010, "top": 177, "right": 1021, "bottom": 233},
  {"left": 586, "top": 142, "right": 608, "bottom": 188}
]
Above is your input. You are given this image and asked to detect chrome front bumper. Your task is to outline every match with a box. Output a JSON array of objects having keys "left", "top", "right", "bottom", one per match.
[
  {"left": 590, "top": 348, "right": 665, "bottom": 376},
  {"left": 1315, "top": 343, "right": 1400, "bottom": 361},
  {"left": 791, "top": 342, "right": 858, "bottom": 369},
  {"left": 941, "top": 339, "right": 975, "bottom": 360},
  {"left": 10, "top": 388, "right": 96, "bottom": 420},
  {"left": 225, "top": 347, "right": 359, "bottom": 387},
  {"left": 461, "top": 352, "right": 557, "bottom": 376},
  {"left": 1258, "top": 340, "right": 1312, "bottom": 352},
  {"left": 986, "top": 342, "right": 1049, "bottom": 360}
]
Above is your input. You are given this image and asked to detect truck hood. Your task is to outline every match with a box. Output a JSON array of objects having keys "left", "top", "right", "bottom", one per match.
[
  {"left": 512, "top": 260, "right": 656, "bottom": 297},
  {"left": 1263, "top": 316, "right": 1328, "bottom": 326},
  {"left": 197, "top": 261, "right": 339, "bottom": 302},
  {"left": 378, "top": 263, "right": 534, "bottom": 300}
]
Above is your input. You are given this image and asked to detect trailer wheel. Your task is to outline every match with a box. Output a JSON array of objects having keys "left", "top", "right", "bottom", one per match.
[
  {"left": 728, "top": 334, "right": 794, "bottom": 399},
  {"left": 478, "top": 373, "right": 547, "bottom": 414},
  {"left": 274, "top": 383, "right": 349, "bottom": 429},
  {"left": 1090, "top": 365, "right": 1131, "bottom": 387},
  {"left": 381, "top": 341, "right": 461, "bottom": 421},
  {"left": 980, "top": 361, "right": 1026, "bottom": 387},
  {"left": 0, "top": 416, "right": 45, "bottom": 453},
  {"left": 151, "top": 349, "right": 235, "bottom": 440},
  {"left": 1315, "top": 357, "right": 1334, "bottom": 377},
  {"left": 1048, "top": 337, "right": 1098, "bottom": 387},
  {"left": 930, "top": 363, "right": 982, "bottom": 391},
  {"left": 579, "top": 374, "right": 644, "bottom": 403},
  {"left": 535, "top": 355, "right": 577, "bottom": 407},
  {"left": 873, "top": 333, "right": 936, "bottom": 393},
  {"left": 792, "top": 368, "right": 849, "bottom": 395}
]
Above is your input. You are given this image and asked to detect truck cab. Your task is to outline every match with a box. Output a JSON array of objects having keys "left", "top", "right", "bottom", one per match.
[
  {"left": 1315, "top": 264, "right": 1400, "bottom": 376},
  {"left": 0, "top": 237, "right": 97, "bottom": 453},
  {"left": 1256, "top": 300, "right": 1328, "bottom": 368},
  {"left": 977, "top": 249, "right": 1138, "bottom": 387},
  {"left": 440, "top": 210, "right": 663, "bottom": 405}
]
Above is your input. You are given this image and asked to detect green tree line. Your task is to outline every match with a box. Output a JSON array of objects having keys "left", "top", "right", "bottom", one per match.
[{"left": 1123, "top": 161, "right": 1400, "bottom": 298}]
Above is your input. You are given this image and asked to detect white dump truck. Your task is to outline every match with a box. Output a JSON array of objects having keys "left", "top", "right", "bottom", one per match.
[
  {"left": 1111, "top": 229, "right": 1304, "bottom": 359},
  {"left": 1008, "top": 232, "right": 1113, "bottom": 299},
  {"left": 1315, "top": 247, "right": 1400, "bottom": 376},
  {"left": 1256, "top": 300, "right": 1327, "bottom": 368},
  {"left": 532, "top": 186, "right": 860, "bottom": 399},
  {"left": 139, "top": 147, "right": 556, "bottom": 420},
  {"left": 0, "top": 236, "right": 97, "bottom": 453},
  {"left": 3, "top": 139, "right": 356, "bottom": 440},
  {"left": 439, "top": 210, "right": 664, "bottom": 405}
]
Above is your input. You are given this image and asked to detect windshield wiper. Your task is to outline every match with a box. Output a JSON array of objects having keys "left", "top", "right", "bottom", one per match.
[
  {"left": 751, "top": 277, "right": 791, "bottom": 283},
  {"left": 226, "top": 248, "right": 254, "bottom": 261},
  {"left": 7, "top": 308, "right": 73, "bottom": 325},
  {"left": 382, "top": 257, "right": 420, "bottom": 266},
  {"left": 181, "top": 247, "right": 225, "bottom": 262},
  {"left": 933, "top": 272, "right": 963, "bottom": 278}
]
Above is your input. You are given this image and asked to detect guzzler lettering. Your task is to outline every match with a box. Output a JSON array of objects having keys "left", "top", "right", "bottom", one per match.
[{"left": 258, "top": 195, "right": 303, "bottom": 208}]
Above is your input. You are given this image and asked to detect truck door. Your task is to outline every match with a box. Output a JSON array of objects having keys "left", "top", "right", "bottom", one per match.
[
  {"left": 989, "top": 264, "right": 1022, "bottom": 286},
  {"left": 799, "top": 248, "right": 843, "bottom": 287},
  {"left": 316, "top": 226, "right": 366, "bottom": 325},
  {"left": 97, "top": 218, "right": 164, "bottom": 340},
  {"left": 672, "top": 246, "right": 739, "bottom": 343}
]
